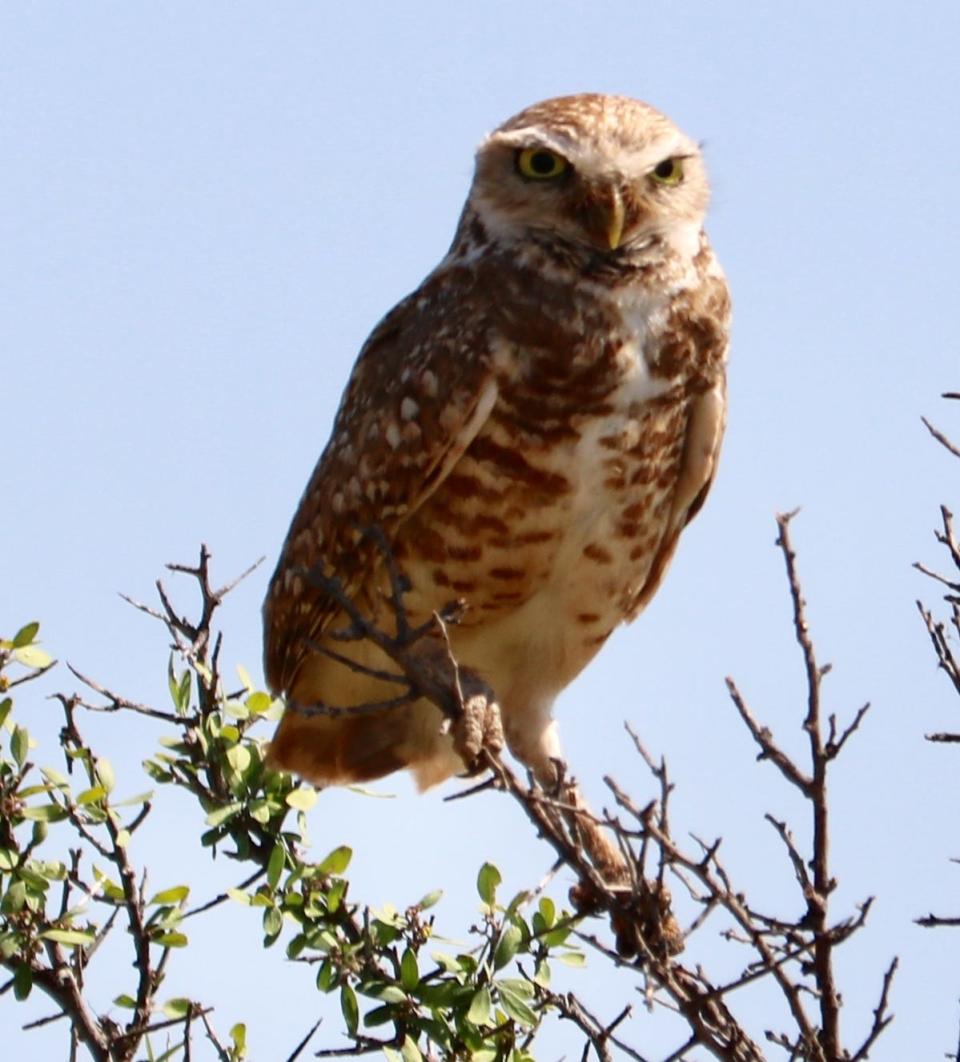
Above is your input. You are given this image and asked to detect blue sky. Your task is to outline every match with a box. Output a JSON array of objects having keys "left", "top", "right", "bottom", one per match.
[{"left": 3, "top": 3, "right": 959, "bottom": 1058}]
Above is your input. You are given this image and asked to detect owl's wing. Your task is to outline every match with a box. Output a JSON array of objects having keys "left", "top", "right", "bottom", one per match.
[
  {"left": 263, "top": 263, "right": 499, "bottom": 694},
  {"left": 628, "top": 382, "right": 726, "bottom": 618}
]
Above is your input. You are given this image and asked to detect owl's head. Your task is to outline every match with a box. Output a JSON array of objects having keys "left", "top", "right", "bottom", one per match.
[{"left": 468, "top": 94, "right": 710, "bottom": 259}]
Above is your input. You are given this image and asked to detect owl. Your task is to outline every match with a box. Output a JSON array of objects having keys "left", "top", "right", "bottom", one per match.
[{"left": 263, "top": 94, "right": 730, "bottom": 791}]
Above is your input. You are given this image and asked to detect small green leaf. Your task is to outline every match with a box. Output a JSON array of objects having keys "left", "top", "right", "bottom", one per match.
[
  {"left": 12, "top": 622, "right": 40, "bottom": 648},
  {"left": 225, "top": 744, "right": 251, "bottom": 773},
  {"left": 466, "top": 985, "right": 493, "bottom": 1025},
  {"left": 417, "top": 889, "right": 443, "bottom": 911},
  {"left": 555, "top": 949, "right": 586, "bottom": 967},
  {"left": 227, "top": 887, "right": 251, "bottom": 905},
  {"left": 318, "top": 845, "right": 352, "bottom": 875},
  {"left": 400, "top": 1035, "right": 422, "bottom": 1062},
  {"left": 0, "top": 698, "right": 12, "bottom": 730},
  {"left": 114, "top": 993, "right": 137, "bottom": 1008},
  {"left": 150, "top": 885, "right": 190, "bottom": 906},
  {"left": 230, "top": 1022, "right": 247, "bottom": 1054},
  {"left": 13, "top": 963, "right": 32, "bottom": 1000},
  {"left": 11, "top": 725, "right": 29, "bottom": 766},
  {"left": 205, "top": 802, "right": 242, "bottom": 827},
  {"left": 497, "top": 981, "right": 537, "bottom": 1027},
  {"left": 245, "top": 691, "right": 271, "bottom": 715},
  {"left": 538, "top": 897, "right": 555, "bottom": 927},
  {"left": 263, "top": 907, "right": 283, "bottom": 938},
  {"left": 13, "top": 645, "right": 53, "bottom": 669},
  {"left": 21, "top": 804, "right": 68, "bottom": 823},
  {"left": 400, "top": 947, "right": 419, "bottom": 991},
  {"left": 493, "top": 924, "right": 522, "bottom": 970},
  {"left": 0, "top": 848, "right": 17, "bottom": 871},
  {"left": 153, "top": 931, "right": 188, "bottom": 948},
  {"left": 162, "top": 997, "right": 192, "bottom": 1019},
  {"left": 41, "top": 928, "right": 95, "bottom": 946},
  {"left": 40, "top": 766, "right": 70, "bottom": 788},
  {"left": 95, "top": 758, "right": 115, "bottom": 794},
  {"left": 340, "top": 983, "right": 359, "bottom": 1036},
  {"left": 372, "top": 985, "right": 406, "bottom": 1004},
  {"left": 316, "top": 958, "right": 335, "bottom": 993},
  {"left": 285, "top": 787, "right": 317, "bottom": 812},
  {"left": 477, "top": 862, "right": 501, "bottom": 906},
  {"left": 77, "top": 786, "right": 107, "bottom": 806},
  {"left": 267, "top": 842, "right": 285, "bottom": 890}
]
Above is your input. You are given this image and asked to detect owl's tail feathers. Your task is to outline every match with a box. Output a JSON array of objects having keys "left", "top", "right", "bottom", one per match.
[{"left": 266, "top": 703, "right": 410, "bottom": 786}]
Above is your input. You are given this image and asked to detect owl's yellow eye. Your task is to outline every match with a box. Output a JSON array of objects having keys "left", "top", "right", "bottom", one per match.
[
  {"left": 516, "top": 147, "right": 570, "bottom": 180},
  {"left": 650, "top": 157, "right": 684, "bottom": 186}
]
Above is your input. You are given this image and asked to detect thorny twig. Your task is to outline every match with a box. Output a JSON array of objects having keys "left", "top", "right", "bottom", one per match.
[{"left": 916, "top": 398, "right": 960, "bottom": 973}]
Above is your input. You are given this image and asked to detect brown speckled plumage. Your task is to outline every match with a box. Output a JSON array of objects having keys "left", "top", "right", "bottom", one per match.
[{"left": 264, "top": 94, "right": 730, "bottom": 788}]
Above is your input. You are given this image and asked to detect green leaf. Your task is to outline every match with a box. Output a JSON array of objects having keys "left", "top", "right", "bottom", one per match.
[
  {"left": 0, "top": 848, "right": 17, "bottom": 871},
  {"left": 316, "top": 958, "right": 335, "bottom": 993},
  {"left": 205, "top": 802, "right": 242, "bottom": 827},
  {"left": 112, "top": 790, "right": 154, "bottom": 809},
  {"left": 285, "top": 787, "right": 317, "bottom": 812},
  {"left": 40, "top": 766, "right": 70, "bottom": 788},
  {"left": 13, "top": 645, "right": 52, "bottom": 669},
  {"left": 267, "top": 842, "right": 285, "bottom": 890},
  {"left": 417, "top": 889, "right": 443, "bottom": 911},
  {"left": 230, "top": 1022, "right": 247, "bottom": 1055},
  {"left": 497, "top": 981, "right": 538, "bottom": 1028},
  {"left": 225, "top": 744, "right": 251, "bottom": 773},
  {"left": 150, "top": 885, "right": 190, "bottom": 906},
  {"left": 162, "top": 997, "right": 192, "bottom": 1019},
  {"left": 0, "top": 698, "right": 12, "bottom": 730},
  {"left": 400, "top": 947, "right": 419, "bottom": 992},
  {"left": 493, "top": 924, "right": 522, "bottom": 970},
  {"left": 153, "top": 931, "right": 188, "bottom": 948},
  {"left": 12, "top": 622, "right": 40, "bottom": 648},
  {"left": 326, "top": 877, "right": 348, "bottom": 913},
  {"left": 340, "top": 983, "right": 359, "bottom": 1036},
  {"left": 400, "top": 1036, "right": 423, "bottom": 1062},
  {"left": 533, "top": 959, "right": 551, "bottom": 987},
  {"left": 318, "top": 845, "right": 352, "bottom": 875},
  {"left": 21, "top": 804, "right": 68, "bottom": 823},
  {"left": 11, "top": 725, "right": 29, "bottom": 766},
  {"left": 245, "top": 691, "right": 272, "bottom": 715},
  {"left": 114, "top": 993, "right": 137, "bottom": 1008},
  {"left": 538, "top": 897, "right": 556, "bottom": 927},
  {"left": 263, "top": 907, "right": 283, "bottom": 939},
  {"left": 227, "top": 887, "right": 251, "bottom": 905},
  {"left": 41, "top": 928, "right": 95, "bottom": 946},
  {"left": 541, "top": 924, "right": 572, "bottom": 947},
  {"left": 555, "top": 949, "right": 586, "bottom": 967},
  {"left": 77, "top": 786, "right": 107, "bottom": 806},
  {"left": 13, "top": 963, "right": 32, "bottom": 1000},
  {"left": 95, "top": 758, "right": 115, "bottom": 794},
  {"left": 477, "top": 862, "right": 501, "bottom": 906},
  {"left": 466, "top": 986, "right": 493, "bottom": 1025}
]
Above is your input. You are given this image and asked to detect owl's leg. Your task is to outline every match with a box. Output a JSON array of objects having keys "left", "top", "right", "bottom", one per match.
[{"left": 502, "top": 706, "right": 628, "bottom": 883}]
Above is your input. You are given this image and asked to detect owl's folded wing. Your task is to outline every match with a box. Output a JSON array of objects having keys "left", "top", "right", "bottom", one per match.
[{"left": 263, "top": 264, "right": 499, "bottom": 696}]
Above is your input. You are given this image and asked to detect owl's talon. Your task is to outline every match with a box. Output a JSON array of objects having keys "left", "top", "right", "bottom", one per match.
[{"left": 451, "top": 674, "right": 504, "bottom": 774}]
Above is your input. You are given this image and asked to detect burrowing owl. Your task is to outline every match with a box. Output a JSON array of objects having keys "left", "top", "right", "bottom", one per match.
[{"left": 264, "top": 94, "right": 730, "bottom": 789}]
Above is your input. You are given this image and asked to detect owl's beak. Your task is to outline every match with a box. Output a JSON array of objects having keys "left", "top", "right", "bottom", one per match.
[
  {"left": 580, "top": 182, "right": 627, "bottom": 251},
  {"left": 605, "top": 189, "right": 626, "bottom": 251}
]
